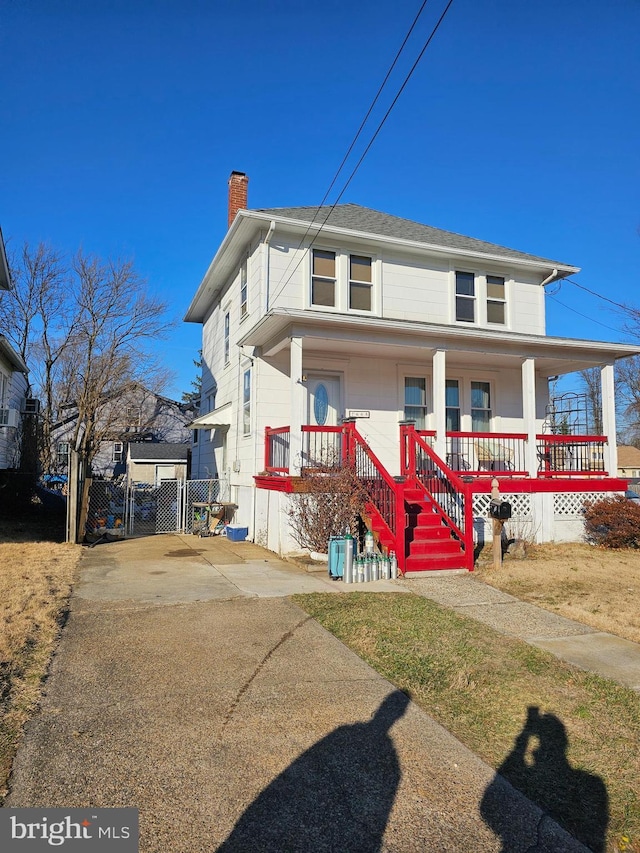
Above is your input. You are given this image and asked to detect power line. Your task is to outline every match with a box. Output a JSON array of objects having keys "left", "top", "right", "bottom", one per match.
[
  {"left": 268, "top": 0, "right": 433, "bottom": 302},
  {"left": 565, "top": 278, "right": 630, "bottom": 312},
  {"left": 546, "top": 292, "right": 624, "bottom": 335},
  {"left": 268, "top": 0, "right": 431, "bottom": 297},
  {"left": 268, "top": 0, "right": 456, "bottom": 308}
]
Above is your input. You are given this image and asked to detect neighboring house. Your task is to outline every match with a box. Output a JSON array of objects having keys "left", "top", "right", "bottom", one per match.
[
  {"left": 127, "top": 442, "right": 189, "bottom": 487},
  {"left": 0, "top": 227, "right": 29, "bottom": 470},
  {"left": 185, "top": 171, "right": 640, "bottom": 572},
  {"left": 52, "top": 384, "right": 196, "bottom": 480},
  {"left": 617, "top": 445, "right": 640, "bottom": 480}
]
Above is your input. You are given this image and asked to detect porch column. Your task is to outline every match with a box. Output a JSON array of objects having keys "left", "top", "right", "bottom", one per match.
[
  {"left": 432, "top": 349, "right": 446, "bottom": 461},
  {"left": 290, "top": 336, "right": 304, "bottom": 476},
  {"left": 601, "top": 362, "right": 617, "bottom": 475},
  {"left": 522, "top": 358, "right": 538, "bottom": 477}
]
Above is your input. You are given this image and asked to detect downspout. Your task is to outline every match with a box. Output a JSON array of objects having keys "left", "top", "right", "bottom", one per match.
[
  {"left": 263, "top": 220, "right": 276, "bottom": 312},
  {"left": 540, "top": 268, "right": 559, "bottom": 287}
]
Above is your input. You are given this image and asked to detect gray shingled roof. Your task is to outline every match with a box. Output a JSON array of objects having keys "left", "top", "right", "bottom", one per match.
[
  {"left": 255, "top": 203, "right": 569, "bottom": 267},
  {"left": 128, "top": 442, "right": 189, "bottom": 461}
]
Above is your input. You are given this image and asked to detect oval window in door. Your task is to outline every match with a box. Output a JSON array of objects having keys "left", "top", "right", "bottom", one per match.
[{"left": 314, "top": 383, "right": 329, "bottom": 425}]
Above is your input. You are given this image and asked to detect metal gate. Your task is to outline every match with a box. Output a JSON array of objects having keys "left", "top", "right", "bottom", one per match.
[{"left": 83, "top": 478, "right": 229, "bottom": 540}]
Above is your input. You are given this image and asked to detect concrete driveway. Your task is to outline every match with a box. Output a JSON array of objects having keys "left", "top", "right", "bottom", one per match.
[{"left": 6, "top": 534, "right": 589, "bottom": 852}]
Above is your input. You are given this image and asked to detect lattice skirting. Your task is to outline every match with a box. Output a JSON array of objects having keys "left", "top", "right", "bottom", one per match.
[
  {"left": 473, "top": 493, "right": 532, "bottom": 520},
  {"left": 553, "top": 492, "right": 615, "bottom": 517}
]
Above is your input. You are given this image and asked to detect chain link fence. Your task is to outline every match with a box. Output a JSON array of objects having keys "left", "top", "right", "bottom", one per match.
[{"left": 78, "top": 477, "right": 230, "bottom": 542}]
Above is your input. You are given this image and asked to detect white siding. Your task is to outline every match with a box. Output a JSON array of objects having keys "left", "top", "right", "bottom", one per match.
[{"left": 0, "top": 362, "right": 27, "bottom": 469}]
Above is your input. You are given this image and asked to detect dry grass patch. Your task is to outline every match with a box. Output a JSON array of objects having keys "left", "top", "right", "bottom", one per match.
[
  {"left": 0, "top": 520, "right": 81, "bottom": 801},
  {"left": 477, "top": 543, "right": 640, "bottom": 644},
  {"left": 293, "top": 591, "right": 640, "bottom": 853}
]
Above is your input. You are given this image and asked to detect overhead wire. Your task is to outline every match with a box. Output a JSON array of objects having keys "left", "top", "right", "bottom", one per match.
[
  {"left": 267, "top": 0, "right": 456, "bottom": 309},
  {"left": 268, "top": 0, "right": 432, "bottom": 299},
  {"left": 564, "top": 277, "right": 630, "bottom": 312},
  {"left": 545, "top": 292, "right": 624, "bottom": 335}
]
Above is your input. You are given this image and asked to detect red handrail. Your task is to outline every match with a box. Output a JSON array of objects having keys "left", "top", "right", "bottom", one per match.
[
  {"left": 343, "top": 421, "right": 406, "bottom": 572},
  {"left": 401, "top": 424, "right": 474, "bottom": 571}
]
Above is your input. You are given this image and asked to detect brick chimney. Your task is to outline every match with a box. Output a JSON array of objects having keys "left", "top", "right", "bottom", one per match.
[{"left": 228, "top": 171, "right": 249, "bottom": 228}]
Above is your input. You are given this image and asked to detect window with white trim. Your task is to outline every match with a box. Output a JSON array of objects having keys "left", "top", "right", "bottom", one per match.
[
  {"left": 56, "top": 441, "right": 70, "bottom": 466},
  {"left": 224, "top": 311, "right": 230, "bottom": 365},
  {"left": 404, "top": 377, "right": 428, "bottom": 430},
  {"left": 471, "top": 381, "right": 492, "bottom": 432},
  {"left": 242, "top": 368, "right": 251, "bottom": 435},
  {"left": 455, "top": 271, "right": 475, "bottom": 322},
  {"left": 0, "top": 371, "right": 8, "bottom": 411},
  {"left": 311, "top": 249, "right": 336, "bottom": 307},
  {"left": 240, "top": 259, "right": 248, "bottom": 319},
  {"left": 113, "top": 441, "right": 124, "bottom": 463},
  {"left": 445, "top": 379, "right": 461, "bottom": 432},
  {"left": 486, "top": 275, "right": 506, "bottom": 324},
  {"left": 349, "top": 255, "right": 372, "bottom": 311},
  {"left": 126, "top": 406, "right": 141, "bottom": 425}
]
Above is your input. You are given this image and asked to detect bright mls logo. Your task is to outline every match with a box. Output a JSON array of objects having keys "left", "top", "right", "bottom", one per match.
[{"left": 0, "top": 809, "right": 138, "bottom": 851}]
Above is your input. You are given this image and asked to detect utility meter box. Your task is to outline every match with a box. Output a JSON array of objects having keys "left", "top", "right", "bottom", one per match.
[{"left": 489, "top": 500, "right": 512, "bottom": 520}]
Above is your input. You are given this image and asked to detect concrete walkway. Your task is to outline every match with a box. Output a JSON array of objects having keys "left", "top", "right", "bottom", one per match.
[
  {"left": 403, "top": 574, "right": 640, "bottom": 693},
  {"left": 5, "top": 534, "right": 609, "bottom": 851}
]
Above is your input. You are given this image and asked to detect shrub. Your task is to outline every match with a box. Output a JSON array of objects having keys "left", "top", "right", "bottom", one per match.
[
  {"left": 287, "top": 463, "right": 368, "bottom": 553},
  {"left": 583, "top": 495, "right": 640, "bottom": 548}
]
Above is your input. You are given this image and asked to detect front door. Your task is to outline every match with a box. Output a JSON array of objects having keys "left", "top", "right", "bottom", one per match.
[{"left": 305, "top": 374, "right": 341, "bottom": 467}]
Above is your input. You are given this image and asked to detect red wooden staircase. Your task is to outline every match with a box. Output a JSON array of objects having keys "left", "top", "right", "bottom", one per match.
[{"left": 403, "top": 482, "right": 468, "bottom": 572}]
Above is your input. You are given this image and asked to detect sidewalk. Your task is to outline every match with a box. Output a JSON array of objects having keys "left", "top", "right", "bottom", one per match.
[
  {"left": 5, "top": 534, "right": 588, "bottom": 852},
  {"left": 403, "top": 574, "right": 640, "bottom": 693}
]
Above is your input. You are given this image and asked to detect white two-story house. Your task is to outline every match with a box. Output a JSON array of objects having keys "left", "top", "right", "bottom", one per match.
[
  {"left": 185, "top": 172, "right": 640, "bottom": 572},
  {"left": 1, "top": 227, "right": 29, "bottom": 471}
]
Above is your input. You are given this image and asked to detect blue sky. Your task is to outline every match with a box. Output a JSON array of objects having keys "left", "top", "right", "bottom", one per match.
[{"left": 1, "top": 0, "right": 639, "bottom": 399}]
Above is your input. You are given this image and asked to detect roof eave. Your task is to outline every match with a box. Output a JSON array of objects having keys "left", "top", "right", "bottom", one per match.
[
  {"left": 238, "top": 307, "right": 640, "bottom": 362},
  {"left": 0, "top": 335, "right": 28, "bottom": 374},
  {"left": 184, "top": 210, "right": 578, "bottom": 324}
]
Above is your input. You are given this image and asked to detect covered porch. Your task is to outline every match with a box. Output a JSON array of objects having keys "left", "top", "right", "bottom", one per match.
[
  {"left": 262, "top": 424, "right": 612, "bottom": 482},
  {"left": 241, "top": 307, "right": 633, "bottom": 486}
]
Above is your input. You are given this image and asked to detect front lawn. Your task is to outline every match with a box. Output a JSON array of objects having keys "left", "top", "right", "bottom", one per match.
[{"left": 293, "top": 591, "right": 640, "bottom": 853}]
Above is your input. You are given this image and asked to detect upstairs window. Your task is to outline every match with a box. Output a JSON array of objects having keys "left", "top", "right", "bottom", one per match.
[
  {"left": 311, "top": 249, "right": 336, "bottom": 307},
  {"left": 471, "top": 381, "right": 491, "bottom": 432},
  {"left": 126, "top": 406, "right": 141, "bottom": 425},
  {"left": 404, "top": 377, "right": 428, "bottom": 430},
  {"left": 349, "top": 255, "right": 372, "bottom": 311},
  {"left": 57, "top": 441, "right": 70, "bottom": 466},
  {"left": 224, "top": 311, "right": 230, "bottom": 365},
  {"left": 455, "top": 272, "right": 475, "bottom": 322},
  {"left": 113, "top": 441, "right": 124, "bottom": 463},
  {"left": 487, "top": 275, "right": 505, "bottom": 324},
  {"left": 240, "top": 259, "right": 248, "bottom": 319}
]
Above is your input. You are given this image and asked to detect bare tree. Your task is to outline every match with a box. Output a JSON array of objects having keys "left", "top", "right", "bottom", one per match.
[
  {"left": 1, "top": 243, "right": 74, "bottom": 470},
  {"left": 579, "top": 367, "right": 603, "bottom": 434},
  {"left": 62, "top": 252, "right": 174, "bottom": 471},
  {"left": 615, "top": 355, "right": 640, "bottom": 447},
  {"left": 3, "top": 242, "right": 175, "bottom": 474}
]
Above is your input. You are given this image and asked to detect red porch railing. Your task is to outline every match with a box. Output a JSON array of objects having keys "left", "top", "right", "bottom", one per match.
[
  {"left": 265, "top": 425, "right": 346, "bottom": 473},
  {"left": 536, "top": 434, "right": 607, "bottom": 477},
  {"left": 343, "top": 421, "right": 405, "bottom": 567},
  {"left": 264, "top": 426, "right": 291, "bottom": 473},
  {"left": 266, "top": 425, "right": 610, "bottom": 480},
  {"left": 402, "top": 424, "right": 474, "bottom": 570},
  {"left": 264, "top": 422, "right": 405, "bottom": 569},
  {"left": 444, "top": 431, "right": 528, "bottom": 475}
]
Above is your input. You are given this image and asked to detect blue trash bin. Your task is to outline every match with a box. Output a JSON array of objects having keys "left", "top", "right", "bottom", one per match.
[{"left": 328, "top": 535, "right": 354, "bottom": 579}]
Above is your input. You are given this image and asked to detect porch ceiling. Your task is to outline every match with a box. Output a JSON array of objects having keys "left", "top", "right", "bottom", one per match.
[{"left": 239, "top": 308, "right": 640, "bottom": 377}]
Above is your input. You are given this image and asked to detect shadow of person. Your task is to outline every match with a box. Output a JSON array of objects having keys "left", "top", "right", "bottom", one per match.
[
  {"left": 216, "top": 690, "right": 410, "bottom": 853},
  {"left": 480, "top": 706, "right": 609, "bottom": 852}
]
